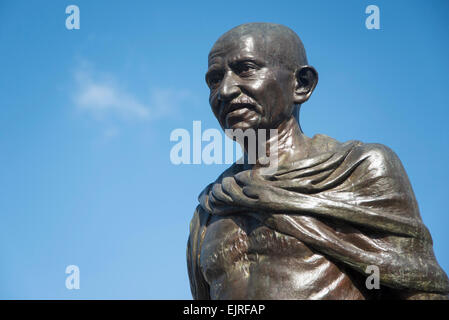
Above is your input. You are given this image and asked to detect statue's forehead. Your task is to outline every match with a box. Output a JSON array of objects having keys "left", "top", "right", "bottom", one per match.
[{"left": 208, "top": 34, "right": 266, "bottom": 66}]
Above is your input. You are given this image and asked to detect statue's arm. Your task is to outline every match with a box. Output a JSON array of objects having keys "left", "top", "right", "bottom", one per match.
[{"left": 187, "top": 206, "right": 211, "bottom": 300}]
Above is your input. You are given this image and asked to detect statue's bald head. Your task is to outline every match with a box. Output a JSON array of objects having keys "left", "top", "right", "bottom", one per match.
[
  {"left": 209, "top": 22, "right": 308, "bottom": 71},
  {"left": 206, "top": 23, "right": 318, "bottom": 132}
]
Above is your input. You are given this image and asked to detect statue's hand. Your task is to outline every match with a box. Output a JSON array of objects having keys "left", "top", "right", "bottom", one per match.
[
  {"left": 234, "top": 170, "right": 278, "bottom": 207},
  {"left": 234, "top": 169, "right": 266, "bottom": 188},
  {"left": 207, "top": 171, "right": 262, "bottom": 214}
]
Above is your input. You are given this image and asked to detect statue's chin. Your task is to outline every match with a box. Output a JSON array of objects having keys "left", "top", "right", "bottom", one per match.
[{"left": 226, "top": 122, "right": 258, "bottom": 131}]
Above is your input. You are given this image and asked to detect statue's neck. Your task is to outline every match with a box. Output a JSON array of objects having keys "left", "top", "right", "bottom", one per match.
[{"left": 241, "top": 116, "right": 310, "bottom": 169}]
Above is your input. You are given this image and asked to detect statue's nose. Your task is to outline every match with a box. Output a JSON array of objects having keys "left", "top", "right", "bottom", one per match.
[{"left": 218, "top": 72, "right": 240, "bottom": 102}]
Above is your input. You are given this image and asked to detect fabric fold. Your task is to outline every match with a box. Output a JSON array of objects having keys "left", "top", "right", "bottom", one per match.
[{"left": 193, "top": 136, "right": 449, "bottom": 294}]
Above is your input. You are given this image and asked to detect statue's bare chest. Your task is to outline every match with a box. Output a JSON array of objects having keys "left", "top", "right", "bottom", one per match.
[{"left": 199, "top": 213, "right": 365, "bottom": 299}]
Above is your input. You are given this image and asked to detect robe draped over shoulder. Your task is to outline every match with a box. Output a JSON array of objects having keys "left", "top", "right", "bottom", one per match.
[{"left": 187, "top": 134, "right": 449, "bottom": 298}]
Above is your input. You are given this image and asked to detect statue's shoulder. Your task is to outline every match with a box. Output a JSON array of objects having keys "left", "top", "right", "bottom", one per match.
[
  {"left": 311, "top": 133, "right": 400, "bottom": 164},
  {"left": 340, "top": 139, "right": 409, "bottom": 182},
  {"left": 352, "top": 141, "right": 402, "bottom": 168}
]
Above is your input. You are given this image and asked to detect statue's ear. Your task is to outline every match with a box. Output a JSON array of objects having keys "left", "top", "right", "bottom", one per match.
[{"left": 293, "top": 65, "right": 318, "bottom": 104}]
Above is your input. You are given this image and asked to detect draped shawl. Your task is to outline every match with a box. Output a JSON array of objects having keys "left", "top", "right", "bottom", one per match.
[{"left": 187, "top": 134, "right": 449, "bottom": 299}]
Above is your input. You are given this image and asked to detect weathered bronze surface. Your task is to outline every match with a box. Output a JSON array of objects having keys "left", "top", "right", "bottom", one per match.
[{"left": 187, "top": 23, "right": 449, "bottom": 299}]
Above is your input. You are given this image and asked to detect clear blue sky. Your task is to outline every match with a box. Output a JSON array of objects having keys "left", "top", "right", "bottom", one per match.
[{"left": 1, "top": 0, "right": 448, "bottom": 299}]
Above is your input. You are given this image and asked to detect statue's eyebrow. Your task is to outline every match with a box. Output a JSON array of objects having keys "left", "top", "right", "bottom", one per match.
[
  {"left": 228, "top": 55, "right": 265, "bottom": 67},
  {"left": 207, "top": 54, "right": 224, "bottom": 68},
  {"left": 206, "top": 64, "right": 224, "bottom": 75}
]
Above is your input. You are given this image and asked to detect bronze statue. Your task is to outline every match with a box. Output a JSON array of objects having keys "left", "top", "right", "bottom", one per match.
[{"left": 187, "top": 23, "right": 449, "bottom": 299}]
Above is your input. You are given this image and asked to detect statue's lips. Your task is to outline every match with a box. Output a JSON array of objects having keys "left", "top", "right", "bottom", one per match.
[{"left": 222, "top": 103, "right": 260, "bottom": 127}]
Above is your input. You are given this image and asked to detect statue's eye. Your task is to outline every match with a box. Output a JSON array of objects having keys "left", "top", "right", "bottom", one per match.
[
  {"left": 206, "top": 71, "right": 223, "bottom": 88},
  {"left": 234, "top": 62, "right": 258, "bottom": 77}
]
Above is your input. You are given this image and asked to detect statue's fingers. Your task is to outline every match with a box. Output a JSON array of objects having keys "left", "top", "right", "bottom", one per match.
[
  {"left": 211, "top": 183, "right": 233, "bottom": 203},
  {"left": 234, "top": 171, "right": 252, "bottom": 186},
  {"left": 208, "top": 192, "right": 222, "bottom": 208},
  {"left": 234, "top": 170, "right": 265, "bottom": 186},
  {"left": 221, "top": 176, "right": 241, "bottom": 197},
  {"left": 242, "top": 186, "right": 259, "bottom": 199},
  {"left": 222, "top": 176, "right": 258, "bottom": 206}
]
